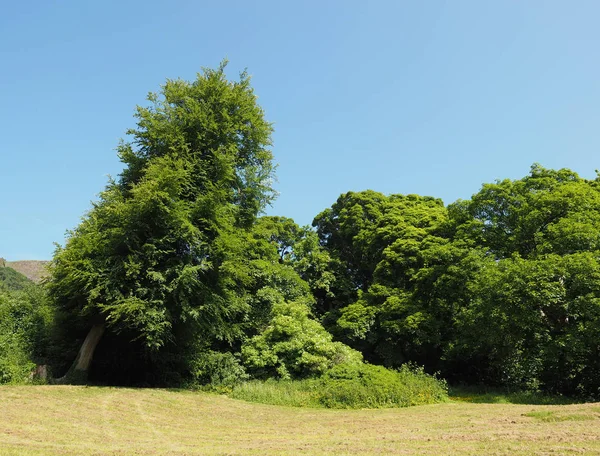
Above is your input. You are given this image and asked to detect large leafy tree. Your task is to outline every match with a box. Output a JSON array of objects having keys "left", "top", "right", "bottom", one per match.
[
  {"left": 313, "top": 167, "right": 600, "bottom": 397},
  {"left": 313, "top": 191, "right": 447, "bottom": 318},
  {"left": 312, "top": 191, "right": 465, "bottom": 369},
  {"left": 47, "top": 63, "right": 277, "bottom": 383},
  {"left": 448, "top": 166, "right": 600, "bottom": 394},
  {"left": 449, "top": 253, "right": 600, "bottom": 394},
  {"left": 449, "top": 164, "right": 600, "bottom": 259}
]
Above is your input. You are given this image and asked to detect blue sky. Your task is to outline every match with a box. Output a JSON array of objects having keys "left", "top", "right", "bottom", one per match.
[{"left": 1, "top": 0, "right": 599, "bottom": 260}]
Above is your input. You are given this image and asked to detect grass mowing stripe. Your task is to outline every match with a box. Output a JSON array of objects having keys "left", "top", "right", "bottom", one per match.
[{"left": 2, "top": 386, "right": 600, "bottom": 455}]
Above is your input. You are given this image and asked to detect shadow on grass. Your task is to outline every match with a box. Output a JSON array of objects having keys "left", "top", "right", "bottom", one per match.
[{"left": 448, "top": 385, "right": 582, "bottom": 405}]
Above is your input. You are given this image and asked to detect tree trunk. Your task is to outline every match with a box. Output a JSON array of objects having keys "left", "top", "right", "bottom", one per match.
[{"left": 56, "top": 323, "right": 105, "bottom": 384}]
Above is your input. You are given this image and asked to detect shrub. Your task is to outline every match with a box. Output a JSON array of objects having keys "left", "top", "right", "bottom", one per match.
[
  {"left": 0, "top": 329, "right": 35, "bottom": 384},
  {"left": 317, "top": 363, "right": 447, "bottom": 408},
  {"left": 190, "top": 351, "right": 248, "bottom": 389},
  {"left": 241, "top": 300, "right": 362, "bottom": 379},
  {"left": 0, "top": 286, "right": 50, "bottom": 383},
  {"left": 230, "top": 363, "right": 448, "bottom": 409}
]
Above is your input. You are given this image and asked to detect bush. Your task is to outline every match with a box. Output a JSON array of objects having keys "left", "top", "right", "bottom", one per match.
[
  {"left": 190, "top": 351, "right": 249, "bottom": 389},
  {"left": 241, "top": 300, "right": 362, "bottom": 379},
  {"left": 318, "top": 363, "right": 448, "bottom": 408},
  {"left": 230, "top": 363, "right": 448, "bottom": 409},
  {"left": 0, "top": 329, "right": 35, "bottom": 384},
  {"left": 0, "top": 284, "right": 51, "bottom": 384}
]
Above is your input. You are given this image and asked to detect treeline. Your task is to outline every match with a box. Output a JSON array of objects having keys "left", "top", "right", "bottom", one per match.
[
  {"left": 308, "top": 167, "right": 600, "bottom": 397},
  {"left": 1, "top": 64, "right": 446, "bottom": 409},
  {"left": 1, "top": 64, "right": 599, "bottom": 402}
]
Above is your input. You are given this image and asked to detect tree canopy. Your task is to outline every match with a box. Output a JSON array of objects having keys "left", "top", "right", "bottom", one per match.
[
  {"left": 46, "top": 63, "right": 278, "bottom": 383},
  {"left": 44, "top": 64, "right": 362, "bottom": 387},
  {"left": 309, "top": 166, "right": 600, "bottom": 397}
]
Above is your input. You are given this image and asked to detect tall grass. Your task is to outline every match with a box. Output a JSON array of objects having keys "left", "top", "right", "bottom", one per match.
[
  {"left": 230, "top": 363, "right": 448, "bottom": 409},
  {"left": 230, "top": 379, "right": 321, "bottom": 407}
]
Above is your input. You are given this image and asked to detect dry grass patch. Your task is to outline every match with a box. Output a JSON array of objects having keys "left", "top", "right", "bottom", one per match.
[{"left": 1, "top": 385, "right": 600, "bottom": 455}]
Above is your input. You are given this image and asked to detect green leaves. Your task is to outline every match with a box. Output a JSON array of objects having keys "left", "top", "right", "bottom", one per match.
[
  {"left": 452, "top": 164, "right": 600, "bottom": 258},
  {"left": 46, "top": 64, "right": 278, "bottom": 384},
  {"left": 313, "top": 190, "right": 466, "bottom": 368},
  {"left": 0, "top": 269, "right": 51, "bottom": 384},
  {"left": 241, "top": 300, "right": 362, "bottom": 380},
  {"left": 42, "top": 60, "right": 600, "bottom": 397},
  {"left": 313, "top": 166, "right": 600, "bottom": 397},
  {"left": 121, "top": 62, "right": 276, "bottom": 228}
]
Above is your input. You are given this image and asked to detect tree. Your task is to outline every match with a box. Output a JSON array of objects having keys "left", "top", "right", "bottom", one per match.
[
  {"left": 313, "top": 191, "right": 447, "bottom": 318},
  {"left": 47, "top": 62, "right": 276, "bottom": 384},
  {"left": 212, "top": 216, "right": 361, "bottom": 381},
  {"left": 311, "top": 168, "right": 600, "bottom": 395},
  {"left": 251, "top": 216, "right": 336, "bottom": 314},
  {"left": 447, "top": 166, "right": 600, "bottom": 394},
  {"left": 449, "top": 253, "right": 600, "bottom": 395},
  {"left": 448, "top": 164, "right": 600, "bottom": 259},
  {"left": 311, "top": 190, "right": 474, "bottom": 371}
]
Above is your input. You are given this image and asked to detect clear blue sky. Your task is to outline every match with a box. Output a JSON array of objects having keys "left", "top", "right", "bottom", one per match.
[{"left": 1, "top": 0, "right": 599, "bottom": 260}]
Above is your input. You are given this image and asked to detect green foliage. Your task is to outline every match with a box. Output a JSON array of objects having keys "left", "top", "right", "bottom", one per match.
[
  {"left": 449, "top": 164, "right": 600, "bottom": 259},
  {"left": 448, "top": 385, "right": 577, "bottom": 405},
  {"left": 317, "top": 363, "right": 447, "bottom": 409},
  {"left": 0, "top": 269, "right": 51, "bottom": 384},
  {"left": 313, "top": 190, "right": 476, "bottom": 372},
  {"left": 241, "top": 299, "right": 362, "bottom": 379},
  {"left": 190, "top": 350, "right": 248, "bottom": 388},
  {"left": 34, "top": 61, "right": 600, "bottom": 400},
  {"left": 229, "top": 379, "right": 321, "bottom": 407},
  {"left": 451, "top": 252, "right": 600, "bottom": 396},
  {"left": 0, "top": 266, "right": 34, "bottom": 292},
  {"left": 314, "top": 191, "right": 447, "bottom": 300},
  {"left": 230, "top": 363, "right": 448, "bottom": 409},
  {"left": 252, "top": 216, "right": 336, "bottom": 307},
  {"left": 46, "top": 63, "right": 277, "bottom": 384},
  {"left": 442, "top": 166, "right": 600, "bottom": 397},
  {"left": 312, "top": 166, "right": 600, "bottom": 398},
  {"left": 45, "top": 64, "right": 374, "bottom": 390},
  {"left": 0, "top": 295, "right": 36, "bottom": 383}
]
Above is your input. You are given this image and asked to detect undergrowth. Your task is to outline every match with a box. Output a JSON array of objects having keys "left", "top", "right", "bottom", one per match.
[
  {"left": 229, "top": 363, "right": 448, "bottom": 409},
  {"left": 448, "top": 385, "right": 580, "bottom": 405}
]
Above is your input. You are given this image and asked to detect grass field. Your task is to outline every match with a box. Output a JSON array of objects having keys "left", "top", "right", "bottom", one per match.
[{"left": 1, "top": 386, "right": 600, "bottom": 455}]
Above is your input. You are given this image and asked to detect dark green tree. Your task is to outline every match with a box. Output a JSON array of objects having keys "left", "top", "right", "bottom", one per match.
[
  {"left": 47, "top": 63, "right": 277, "bottom": 384},
  {"left": 313, "top": 191, "right": 465, "bottom": 369},
  {"left": 313, "top": 191, "right": 447, "bottom": 320}
]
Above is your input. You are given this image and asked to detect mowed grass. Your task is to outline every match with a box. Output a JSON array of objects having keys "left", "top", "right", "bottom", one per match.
[{"left": 2, "top": 386, "right": 600, "bottom": 455}]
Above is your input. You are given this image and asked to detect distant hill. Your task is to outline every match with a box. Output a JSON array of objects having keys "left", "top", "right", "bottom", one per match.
[
  {"left": 0, "top": 259, "right": 49, "bottom": 283},
  {"left": 0, "top": 264, "right": 33, "bottom": 291}
]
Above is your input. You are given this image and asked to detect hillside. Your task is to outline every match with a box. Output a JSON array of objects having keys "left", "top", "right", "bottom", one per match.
[
  {"left": 0, "top": 259, "right": 48, "bottom": 283},
  {"left": 0, "top": 265, "right": 33, "bottom": 291}
]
